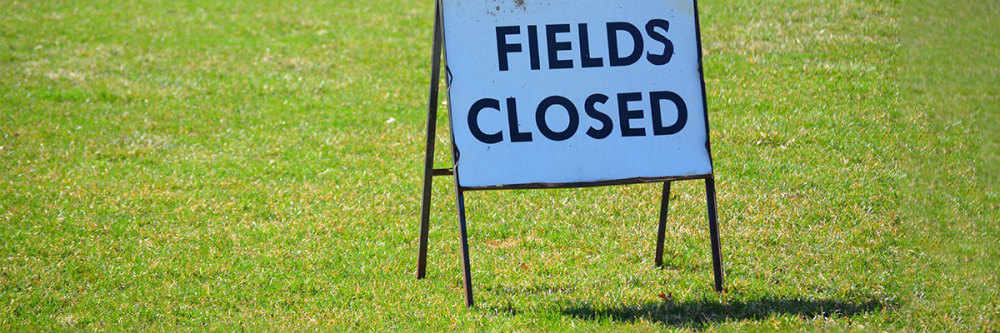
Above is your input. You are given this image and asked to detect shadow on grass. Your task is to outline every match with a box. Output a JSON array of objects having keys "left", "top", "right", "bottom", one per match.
[{"left": 562, "top": 297, "right": 889, "bottom": 329}]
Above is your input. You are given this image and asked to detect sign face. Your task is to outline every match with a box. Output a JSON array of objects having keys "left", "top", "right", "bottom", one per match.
[{"left": 441, "top": 0, "right": 713, "bottom": 188}]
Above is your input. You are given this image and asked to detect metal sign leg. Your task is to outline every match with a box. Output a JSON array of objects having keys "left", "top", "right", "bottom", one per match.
[
  {"left": 655, "top": 181, "right": 672, "bottom": 267},
  {"left": 705, "top": 177, "right": 724, "bottom": 291},
  {"left": 454, "top": 187, "right": 475, "bottom": 307},
  {"left": 416, "top": 1, "right": 444, "bottom": 280}
]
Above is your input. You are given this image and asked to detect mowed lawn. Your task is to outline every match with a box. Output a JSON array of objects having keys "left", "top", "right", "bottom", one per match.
[{"left": 1, "top": 0, "right": 996, "bottom": 330}]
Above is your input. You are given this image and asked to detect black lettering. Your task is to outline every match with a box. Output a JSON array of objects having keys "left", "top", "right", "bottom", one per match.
[
  {"left": 496, "top": 26, "right": 521, "bottom": 71},
  {"left": 536, "top": 96, "right": 579, "bottom": 141},
  {"left": 607, "top": 22, "right": 644, "bottom": 67},
  {"left": 650, "top": 91, "right": 687, "bottom": 135},
  {"left": 585, "top": 94, "right": 613, "bottom": 139},
  {"left": 546, "top": 24, "right": 573, "bottom": 69},
  {"left": 506, "top": 97, "right": 533, "bottom": 142},
  {"left": 469, "top": 98, "right": 503, "bottom": 143},
  {"left": 645, "top": 19, "right": 674, "bottom": 66},
  {"left": 617, "top": 92, "right": 646, "bottom": 137},
  {"left": 578, "top": 23, "right": 603, "bottom": 68},
  {"left": 527, "top": 25, "right": 541, "bottom": 70}
]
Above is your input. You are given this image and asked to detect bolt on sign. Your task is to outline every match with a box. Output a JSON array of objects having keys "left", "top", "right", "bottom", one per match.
[{"left": 416, "top": 0, "right": 724, "bottom": 307}]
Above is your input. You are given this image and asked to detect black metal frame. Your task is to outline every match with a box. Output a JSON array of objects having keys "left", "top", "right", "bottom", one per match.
[{"left": 416, "top": 0, "right": 723, "bottom": 308}]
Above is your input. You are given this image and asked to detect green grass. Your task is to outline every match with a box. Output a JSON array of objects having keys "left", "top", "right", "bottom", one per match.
[
  {"left": 0, "top": 0, "right": 996, "bottom": 330},
  {"left": 896, "top": 0, "right": 1000, "bottom": 330}
]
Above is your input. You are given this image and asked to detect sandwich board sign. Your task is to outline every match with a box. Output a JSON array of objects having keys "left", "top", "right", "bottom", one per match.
[{"left": 415, "top": 0, "right": 724, "bottom": 307}]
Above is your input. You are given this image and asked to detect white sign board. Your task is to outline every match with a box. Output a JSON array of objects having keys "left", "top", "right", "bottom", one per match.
[{"left": 441, "top": 0, "right": 713, "bottom": 188}]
